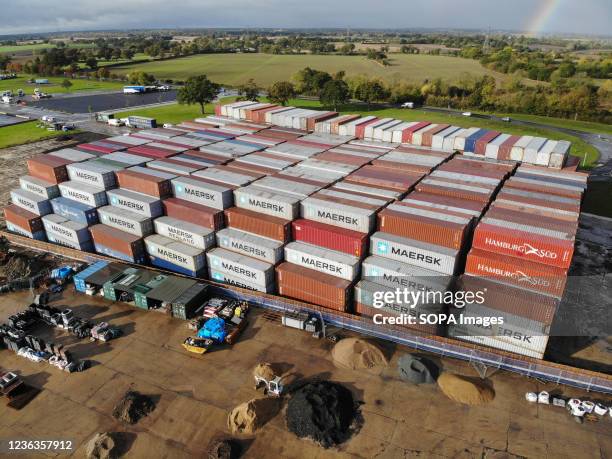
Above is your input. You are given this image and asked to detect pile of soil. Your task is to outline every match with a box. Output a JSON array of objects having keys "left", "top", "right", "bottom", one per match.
[
  {"left": 227, "top": 397, "right": 281, "bottom": 435},
  {"left": 112, "top": 390, "right": 156, "bottom": 424},
  {"left": 286, "top": 381, "right": 357, "bottom": 448},
  {"left": 206, "top": 438, "right": 237, "bottom": 459},
  {"left": 86, "top": 432, "right": 119, "bottom": 459},
  {"left": 331, "top": 338, "right": 388, "bottom": 370},
  {"left": 437, "top": 372, "right": 495, "bottom": 405},
  {"left": 253, "top": 362, "right": 275, "bottom": 381},
  {"left": 2, "top": 255, "right": 33, "bottom": 280}
]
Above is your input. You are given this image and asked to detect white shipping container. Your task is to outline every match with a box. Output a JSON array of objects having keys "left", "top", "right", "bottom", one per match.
[
  {"left": 362, "top": 255, "right": 451, "bottom": 293},
  {"left": 535, "top": 140, "right": 557, "bottom": 166},
  {"left": 105, "top": 135, "right": 150, "bottom": 146},
  {"left": 172, "top": 176, "right": 234, "bottom": 210},
  {"left": 332, "top": 182, "right": 402, "bottom": 200},
  {"left": 364, "top": 118, "right": 393, "bottom": 139},
  {"left": 192, "top": 168, "right": 255, "bottom": 187},
  {"left": 374, "top": 120, "right": 403, "bottom": 141},
  {"left": 59, "top": 181, "right": 107, "bottom": 208},
  {"left": 106, "top": 188, "right": 163, "bottom": 218},
  {"left": 484, "top": 133, "right": 511, "bottom": 159},
  {"left": 10, "top": 189, "right": 51, "bottom": 215},
  {"left": 277, "top": 167, "right": 338, "bottom": 185},
  {"left": 97, "top": 205, "right": 154, "bottom": 237},
  {"left": 42, "top": 213, "right": 90, "bottom": 245},
  {"left": 402, "top": 195, "right": 482, "bottom": 218},
  {"left": 19, "top": 175, "right": 59, "bottom": 199},
  {"left": 252, "top": 176, "right": 321, "bottom": 198},
  {"left": 316, "top": 189, "right": 387, "bottom": 208},
  {"left": 264, "top": 143, "right": 323, "bottom": 160},
  {"left": 67, "top": 162, "right": 117, "bottom": 189},
  {"left": 206, "top": 247, "right": 274, "bottom": 287},
  {"left": 235, "top": 185, "right": 300, "bottom": 220},
  {"left": 524, "top": 137, "right": 547, "bottom": 164},
  {"left": 301, "top": 197, "right": 375, "bottom": 233},
  {"left": 431, "top": 126, "right": 461, "bottom": 150},
  {"left": 443, "top": 128, "right": 464, "bottom": 151},
  {"left": 103, "top": 152, "right": 151, "bottom": 166},
  {"left": 549, "top": 141, "right": 571, "bottom": 169},
  {"left": 147, "top": 160, "right": 200, "bottom": 176},
  {"left": 145, "top": 234, "right": 206, "bottom": 272},
  {"left": 216, "top": 227, "right": 284, "bottom": 264},
  {"left": 390, "top": 122, "right": 418, "bottom": 143},
  {"left": 285, "top": 241, "right": 360, "bottom": 281},
  {"left": 370, "top": 231, "right": 460, "bottom": 275},
  {"left": 154, "top": 216, "right": 215, "bottom": 250},
  {"left": 430, "top": 170, "right": 500, "bottom": 186},
  {"left": 235, "top": 154, "right": 294, "bottom": 171},
  {"left": 339, "top": 116, "right": 376, "bottom": 136},
  {"left": 208, "top": 268, "right": 273, "bottom": 293},
  {"left": 298, "top": 159, "right": 358, "bottom": 176},
  {"left": 265, "top": 107, "right": 295, "bottom": 124},
  {"left": 48, "top": 148, "right": 96, "bottom": 162},
  {"left": 510, "top": 136, "right": 534, "bottom": 161},
  {"left": 411, "top": 124, "right": 438, "bottom": 146},
  {"left": 453, "top": 128, "right": 480, "bottom": 151}
]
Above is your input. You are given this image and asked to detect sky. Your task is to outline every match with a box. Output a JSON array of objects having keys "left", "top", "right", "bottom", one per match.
[{"left": 1, "top": 0, "right": 610, "bottom": 37}]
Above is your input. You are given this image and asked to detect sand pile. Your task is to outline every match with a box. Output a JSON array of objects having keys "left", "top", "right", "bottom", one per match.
[
  {"left": 86, "top": 433, "right": 119, "bottom": 459},
  {"left": 253, "top": 362, "right": 275, "bottom": 381},
  {"left": 227, "top": 397, "right": 280, "bottom": 435},
  {"left": 331, "top": 338, "right": 388, "bottom": 370},
  {"left": 286, "top": 381, "right": 357, "bottom": 448},
  {"left": 437, "top": 372, "right": 495, "bottom": 405},
  {"left": 112, "top": 390, "right": 156, "bottom": 424}
]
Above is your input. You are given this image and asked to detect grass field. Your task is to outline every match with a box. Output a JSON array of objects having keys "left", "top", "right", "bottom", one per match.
[
  {"left": 0, "top": 121, "right": 73, "bottom": 149},
  {"left": 114, "top": 53, "right": 509, "bottom": 86},
  {"left": 0, "top": 43, "right": 94, "bottom": 54},
  {"left": 0, "top": 75, "right": 124, "bottom": 95},
  {"left": 490, "top": 112, "right": 612, "bottom": 136},
  {"left": 116, "top": 97, "right": 600, "bottom": 167}
]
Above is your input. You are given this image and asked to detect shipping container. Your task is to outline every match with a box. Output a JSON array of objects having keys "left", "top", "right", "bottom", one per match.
[
  {"left": 362, "top": 255, "right": 451, "bottom": 293},
  {"left": 102, "top": 152, "right": 151, "bottom": 167},
  {"left": 127, "top": 145, "right": 177, "bottom": 160},
  {"left": 399, "top": 122, "right": 430, "bottom": 144},
  {"left": 415, "top": 177, "right": 493, "bottom": 203},
  {"left": 159, "top": 198, "right": 222, "bottom": 231},
  {"left": 107, "top": 188, "right": 163, "bottom": 218},
  {"left": 50, "top": 197, "right": 99, "bottom": 226},
  {"left": 170, "top": 283, "right": 209, "bottom": 319},
  {"left": 27, "top": 155, "right": 71, "bottom": 184},
  {"left": 105, "top": 135, "right": 151, "bottom": 147},
  {"left": 370, "top": 231, "right": 461, "bottom": 275},
  {"left": 66, "top": 162, "right": 117, "bottom": 189},
  {"left": 209, "top": 269, "right": 273, "bottom": 293},
  {"left": 5, "top": 219, "right": 46, "bottom": 239},
  {"left": 46, "top": 230, "right": 94, "bottom": 252},
  {"left": 516, "top": 163, "right": 587, "bottom": 185},
  {"left": 74, "top": 261, "right": 109, "bottom": 293},
  {"left": 3, "top": 204, "right": 43, "bottom": 233},
  {"left": 147, "top": 158, "right": 201, "bottom": 176},
  {"left": 145, "top": 234, "right": 206, "bottom": 277},
  {"left": 116, "top": 167, "right": 175, "bottom": 198},
  {"left": 300, "top": 196, "right": 375, "bottom": 233},
  {"left": 153, "top": 216, "right": 215, "bottom": 250},
  {"left": 430, "top": 169, "right": 501, "bottom": 186},
  {"left": 344, "top": 165, "right": 422, "bottom": 193},
  {"left": 127, "top": 116, "right": 156, "bottom": 129},
  {"left": 465, "top": 248, "right": 567, "bottom": 298},
  {"left": 473, "top": 131, "right": 501, "bottom": 155},
  {"left": 509, "top": 136, "right": 533, "bottom": 161},
  {"left": 207, "top": 247, "right": 274, "bottom": 288},
  {"left": 233, "top": 185, "right": 300, "bottom": 220},
  {"left": 402, "top": 191, "right": 485, "bottom": 218},
  {"left": 523, "top": 137, "right": 547, "bottom": 164},
  {"left": 284, "top": 241, "right": 360, "bottom": 281},
  {"left": 172, "top": 175, "right": 234, "bottom": 210},
  {"left": 42, "top": 213, "right": 91, "bottom": 246},
  {"left": 292, "top": 218, "right": 368, "bottom": 258},
  {"left": 483, "top": 133, "right": 511, "bottom": 159},
  {"left": 59, "top": 181, "right": 107, "bottom": 208},
  {"left": 192, "top": 167, "right": 257, "bottom": 187},
  {"left": 250, "top": 176, "right": 321, "bottom": 199},
  {"left": 332, "top": 181, "right": 401, "bottom": 200},
  {"left": 216, "top": 227, "right": 284, "bottom": 264},
  {"left": 224, "top": 207, "right": 291, "bottom": 242},
  {"left": 89, "top": 224, "right": 147, "bottom": 264},
  {"left": 549, "top": 141, "right": 571, "bottom": 169},
  {"left": 534, "top": 140, "right": 557, "bottom": 167},
  {"left": 19, "top": 175, "right": 59, "bottom": 199},
  {"left": 48, "top": 148, "right": 96, "bottom": 162},
  {"left": 504, "top": 177, "right": 583, "bottom": 200},
  {"left": 276, "top": 262, "right": 352, "bottom": 311},
  {"left": 431, "top": 126, "right": 461, "bottom": 150},
  {"left": 10, "top": 189, "right": 51, "bottom": 216},
  {"left": 97, "top": 205, "right": 154, "bottom": 237}
]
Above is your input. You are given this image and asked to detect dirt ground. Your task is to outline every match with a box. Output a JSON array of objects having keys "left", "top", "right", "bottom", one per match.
[{"left": 0, "top": 289, "right": 610, "bottom": 459}]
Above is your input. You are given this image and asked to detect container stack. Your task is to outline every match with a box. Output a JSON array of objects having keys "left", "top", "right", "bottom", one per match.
[{"left": 455, "top": 164, "right": 588, "bottom": 358}]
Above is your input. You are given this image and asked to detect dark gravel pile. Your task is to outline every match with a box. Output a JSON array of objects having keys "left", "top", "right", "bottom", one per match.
[
  {"left": 286, "top": 381, "right": 356, "bottom": 448},
  {"left": 112, "top": 390, "right": 156, "bottom": 424}
]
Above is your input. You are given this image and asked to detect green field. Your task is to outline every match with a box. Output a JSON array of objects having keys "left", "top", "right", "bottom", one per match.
[
  {"left": 490, "top": 112, "right": 612, "bottom": 136},
  {"left": 114, "top": 53, "right": 508, "bottom": 86},
  {"left": 0, "top": 75, "right": 124, "bottom": 95},
  {"left": 116, "top": 97, "right": 599, "bottom": 167},
  {"left": 0, "top": 42, "right": 94, "bottom": 54},
  {"left": 0, "top": 121, "right": 73, "bottom": 149}
]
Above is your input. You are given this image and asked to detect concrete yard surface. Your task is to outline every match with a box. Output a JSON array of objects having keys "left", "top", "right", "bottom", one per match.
[{"left": 0, "top": 288, "right": 610, "bottom": 459}]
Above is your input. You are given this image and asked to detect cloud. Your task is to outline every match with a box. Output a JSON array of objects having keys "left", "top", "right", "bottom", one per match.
[{"left": 1, "top": 0, "right": 610, "bottom": 36}]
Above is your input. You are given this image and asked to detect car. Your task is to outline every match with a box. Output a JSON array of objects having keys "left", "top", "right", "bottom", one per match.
[
  {"left": 400, "top": 102, "right": 415, "bottom": 109},
  {"left": 462, "top": 112, "right": 472, "bottom": 117},
  {"left": 162, "top": 123, "right": 174, "bottom": 128},
  {"left": 501, "top": 116, "right": 511, "bottom": 122},
  {"left": 61, "top": 124, "right": 75, "bottom": 131}
]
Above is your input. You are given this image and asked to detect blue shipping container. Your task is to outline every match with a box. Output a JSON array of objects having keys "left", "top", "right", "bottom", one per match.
[
  {"left": 74, "top": 261, "right": 109, "bottom": 292},
  {"left": 464, "top": 129, "right": 489, "bottom": 152},
  {"left": 51, "top": 197, "right": 99, "bottom": 226},
  {"left": 94, "top": 243, "right": 148, "bottom": 265},
  {"left": 149, "top": 255, "right": 207, "bottom": 278}
]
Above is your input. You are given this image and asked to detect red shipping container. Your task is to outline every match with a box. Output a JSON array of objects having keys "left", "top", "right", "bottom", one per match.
[
  {"left": 116, "top": 169, "right": 173, "bottom": 198},
  {"left": 416, "top": 178, "right": 493, "bottom": 204},
  {"left": 465, "top": 248, "right": 567, "bottom": 298},
  {"left": 345, "top": 166, "right": 422, "bottom": 192},
  {"left": 485, "top": 206, "right": 578, "bottom": 235},
  {"left": 504, "top": 178, "right": 582, "bottom": 200},
  {"left": 214, "top": 105, "right": 222, "bottom": 116},
  {"left": 127, "top": 145, "right": 178, "bottom": 159},
  {"left": 404, "top": 191, "right": 487, "bottom": 216},
  {"left": 89, "top": 224, "right": 145, "bottom": 258},
  {"left": 77, "top": 143, "right": 115, "bottom": 154},
  {"left": 474, "top": 131, "right": 501, "bottom": 155},
  {"left": 4, "top": 204, "right": 43, "bottom": 233},
  {"left": 496, "top": 189, "right": 580, "bottom": 213},
  {"left": 224, "top": 207, "right": 290, "bottom": 242},
  {"left": 401, "top": 121, "right": 430, "bottom": 143},
  {"left": 355, "top": 118, "right": 380, "bottom": 139},
  {"left": 27, "top": 155, "right": 71, "bottom": 184},
  {"left": 163, "top": 198, "right": 224, "bottom": 230},
  {"left": 307, "top": 112, "right": 338, "bottom": 131},
  {"left": 292, "top": 219, "right": 368, "bottom": 258},
  {"left": 421, "top": 124, "right": 449, "bottom": 147},
  {"left": 491, "top": 200, "right": 578, "bottom": 222},
  {"left": 276, "top": 262, "right": 352, "bottom": 311},
  {"left": 225, "top": 161, "right": 278, "bottom": 176},
  {"left": 437, "top": 162, "right": 507, "bottom": 180},
  {"left": 473, "top": 221, "right": 575, "bottom": 269},
  {"left": 371, "top": 159, "right": 432, "bottom": 175},
  {"left": 497, "top": 135, "right": 522, "bottom": 160}
]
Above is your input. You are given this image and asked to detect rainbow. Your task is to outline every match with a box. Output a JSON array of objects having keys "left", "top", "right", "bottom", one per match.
[{"left": 525, "top": 0, "right": 562, "bottom": 35}]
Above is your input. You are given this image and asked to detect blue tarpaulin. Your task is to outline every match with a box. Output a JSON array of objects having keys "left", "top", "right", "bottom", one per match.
[
  {"left": 197, "top": 317, "right": 227, "bottom": 343},
  {"left": 51, "top": 266, "right": 73, "bottom": 280}
]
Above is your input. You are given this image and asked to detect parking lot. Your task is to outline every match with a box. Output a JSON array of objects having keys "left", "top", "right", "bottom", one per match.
[{"left": 30, "top": 90, "right": 177, "bottom": 114}]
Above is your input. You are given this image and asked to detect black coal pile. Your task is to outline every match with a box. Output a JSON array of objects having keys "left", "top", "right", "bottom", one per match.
[
  {"left": 286, "top": 381, "right": 357, "bottom": 448},
  {"left": 112, "top": 390, "right": 156, "bottom": 424}
]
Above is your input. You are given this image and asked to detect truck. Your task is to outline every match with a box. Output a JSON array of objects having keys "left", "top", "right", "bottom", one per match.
[{"left": 123, "top": 86, "right": 146, "bottom": 94}]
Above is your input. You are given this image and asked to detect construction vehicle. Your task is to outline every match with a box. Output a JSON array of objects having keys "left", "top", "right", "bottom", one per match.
[
  {"left": 254, "top": 375, "right": 284, "bottom": 397},
  {"left": 182, "top": 336, "right": 214, "bottom": 355}
]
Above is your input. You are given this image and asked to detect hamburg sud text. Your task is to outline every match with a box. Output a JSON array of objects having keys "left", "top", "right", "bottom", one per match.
[{"left": 370, "top": 287, "right": 505, "bottom": 327}]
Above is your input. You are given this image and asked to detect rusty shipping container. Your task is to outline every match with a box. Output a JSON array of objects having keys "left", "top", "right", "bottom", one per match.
[
  {"left": 224, "top": 207, "right": 291, "bottom": 242},
  {"left": 276, "top": 262, "right": 352, "bottom": 311},
  {"left": 89, "top": 224, "right": 147, "bottom": 264},
  {"left": 162, "top": 198, "right": 224, "bottom": 230},
  {"left": 291, "top": 218, "right": 368, "bottom": 258},
  {"left": 116, "top": 167, "right": 175, "bottom": 198},
  {"left": 464, "top": 248, "right": 567, "bottom": 298},
  {"left": 27, "top": 155, "right": 72, "bottom": 184},
  {"left": 3, "top": 204, "right": 44, "bottom": 233}
]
